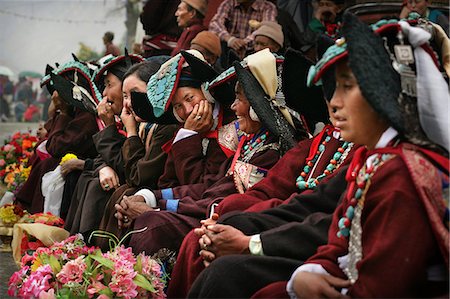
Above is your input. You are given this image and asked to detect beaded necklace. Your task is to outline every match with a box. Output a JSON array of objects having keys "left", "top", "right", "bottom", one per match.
[
  {"left": 240, "top": 131, "right": 269, "bottom": 162},
  {"left": 296, "top": 137, "right": 352, "bottom": 190}
]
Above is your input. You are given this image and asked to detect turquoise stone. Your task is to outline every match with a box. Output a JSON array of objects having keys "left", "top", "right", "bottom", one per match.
[
  {"left": 297, "top": 181, "right": 307, "bottom": 189},
  {"left": 340, "top": 228, "right": 350, "bottom": 237},
  {"left": 346, "top": 206, "right": 354, "bottom": 219},
  {"left": 355, "top": 188, "right": 362, "bottom": 199},
  {"left": 326, "top": 164, "right": 335, "bottom": 171},
  {"left": 319, "top": 144, "right": 325, "bottom": 152},
  {"left": 325, "top": 136, "right": 331, "bottom": 142},
  {"left": 333, "top": 152, "right": 342, "bottom": 160},
  {"left": 304, "top": 165, "right": 310, "bottom": 173}
]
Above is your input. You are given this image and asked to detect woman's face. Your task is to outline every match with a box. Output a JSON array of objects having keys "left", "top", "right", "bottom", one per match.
[
  {"left": 175, "top": 2, "right": 195, "bottom": 28},
  {"left": 172, "top": 86, "right": 205, "bottom": 121},
  {"left": 231, "top": 82, "right": 262, "bottom": 134},
  {"left": 103, "top": 72, "right": 123, "bottom": 115},
  {"left": 330, "top": 61, "right": 389, "bottom": 149},
  {"left": 406, "top": 0, "right": 428, "bottom": 16},
  {"left": 122, "top": 74, "right": 147, "bottom": 122}
]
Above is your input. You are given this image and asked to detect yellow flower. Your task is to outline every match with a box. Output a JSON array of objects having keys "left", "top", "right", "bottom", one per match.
[
  {"left": 0, "top": 205, "right": 18, "bottom": 224},
  {"left": 31, "top": 256, "right": 43, "bottom": 272},
  {"left": 60, "top": 153, "right": 78, "bottom": 165}
]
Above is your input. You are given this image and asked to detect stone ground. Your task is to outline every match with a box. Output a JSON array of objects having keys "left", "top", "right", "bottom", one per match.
[{"left": 0, "top": 122, "right": 39, "bottom": 297}]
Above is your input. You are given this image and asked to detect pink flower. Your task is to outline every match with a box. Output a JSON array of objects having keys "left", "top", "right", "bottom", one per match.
[
  {"left": 56, "top": 256, "right": 86, "bottom": 284},
  {"left": 97, "top": 295, "right": 110, "bottom": 299},
  {"left": 0, "top": 159, "right": 5, "bottom": 167},
  {"left": 87, "top": 280, "right": 107, "bottom": 298},
  {"left": 112, "top": 259, "right": 136, "bottom": 279},
  {"left": 109, "top": 276, "right": 138, "bottom": 299},
  {"left": 8, "top": 266, "right": 29, "bottom": 296},
  {"left": 19, "top": 265, "right": 53, "bottom": 298},
  {"left": 3, "top": 144, "right": 14, "bottom": 152},
  {"left": 39, "top": 288, "right": 56, "bottom": 299}
]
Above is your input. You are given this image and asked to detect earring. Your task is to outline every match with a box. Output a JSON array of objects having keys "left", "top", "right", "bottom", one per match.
[{"left": 249, "top": 107, "right": 260, "bottom": 122}]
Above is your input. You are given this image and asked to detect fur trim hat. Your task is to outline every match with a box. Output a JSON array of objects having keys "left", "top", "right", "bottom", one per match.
[
  {"left": 191, "top": 31, "right": 222, "bottom": 57},
  {"left": 253, "top": 21, "right": 284, "bottom": 48},
  {"left": 182, "top": 0, "right": 208, "bottom": 17}
]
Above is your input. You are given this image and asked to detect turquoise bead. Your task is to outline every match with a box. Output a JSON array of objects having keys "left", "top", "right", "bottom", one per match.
[
  {"left": 309, "top": 181, "right": 316, "bottom": 188},
  {"left": 326, "top": 164, "right": 335, "bottom": 171},
  {"left": 319, "top": 144, "right": 325, "bottom": 152},
  {"left": 338, "top": 217, "right": 346, "bottom": 229},
  {"left": 340, "top": 228, "right": 350, "bottom": 237},
  {"left": 244, "top": 145, "right": 249, "bottom": 150},
  {"left": 304, "top": 165, "right": 310, "bottom": 173},
  {"left": 346, "top": 206, "right": 354, "bottom": 219},
  {"left": 261, "top": 134, "right": 266, "bottom": 140},
  {"left": 333, "top": 152, "right": 342, "bottom": 160},
  {"left": 325, "top": 136, "right": 331, "bottom": 142},
  {"left": 296, "top": 177, "right": 304, "bottom": 182},
  {"left": 355, "top": 188, "right": 362, "bottom": 199},
  {"left": 297, "top": 181, "right": 307, "bottom": 189}
]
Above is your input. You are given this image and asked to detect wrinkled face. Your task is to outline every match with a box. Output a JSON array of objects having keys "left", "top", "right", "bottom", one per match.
[
  {"left": 103, "top": 72, "right": 123, "bottom": 115},
  {"left": 122, "top": 74, "right": 147, "bottom": 121},
  {"left": 330, "top": 61, "right": 389, "bottom": 149},
  {"left": 406, "top": 0, "right": 428, "bottom": 16},
  {"left": 254, "top": 35, "right": 281, "bottom": 53},
  {"left": 175, "top": 2, "right": 195, "bottom": 28},
  {"left": 172, "top": 86, "right": 205, "bottom": 121},
  {"left": 231, "top": 82, "right": 262, "bottom": 134}
]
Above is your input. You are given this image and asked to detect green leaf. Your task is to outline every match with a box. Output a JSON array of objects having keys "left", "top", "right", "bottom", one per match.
[
  {"left": 98, "top": 287, "right": 114, "bottom": 297},
  {"left": 49, "top": 255, "right": 61, "bottom": 273},
  {"left": 133, "top": 273, "right": 156, "bottom": 292},
  {"left": 89, "top": 253, "right": 114, "bottom": 269}
]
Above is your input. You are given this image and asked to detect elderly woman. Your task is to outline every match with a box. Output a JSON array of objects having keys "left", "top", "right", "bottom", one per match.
[
  {"left": 113, "top": 49, "right": 302, "bottom": 256},
  {"left": 171, "top": 0, "right": 208, "bottom": 56},
  {"left": 243, "top": 13, "right": 449, "bottom": 298}
]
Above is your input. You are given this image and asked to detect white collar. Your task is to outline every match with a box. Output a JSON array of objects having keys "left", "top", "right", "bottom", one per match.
[{"left": 366, "top": 127, "right": 398, "bottom": 167}]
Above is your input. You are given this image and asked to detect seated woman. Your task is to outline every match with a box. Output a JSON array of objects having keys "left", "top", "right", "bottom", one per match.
[
  {"left": 14, "top": 59, "right": 101, "bottom": 214},
  {"left": 64, "top": 52, "right": 143, "bottom": 235},
  {"left": 113, "top": 49, "right": 303, "bottom": 255},
  {"left": 253, "top": 13, "right": 449, "bottom": 298}
]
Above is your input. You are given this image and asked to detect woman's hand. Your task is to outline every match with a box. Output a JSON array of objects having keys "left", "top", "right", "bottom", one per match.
[
  {"left": 60, "top": 158, "right": 85, "bottom": 177},
  {"left": 184, "top": 100, "right": 213, "bottom": 134},
  {"left": 99, "top": 166, "right": 119, "bottom": 191},
  {"left": 120, "top": 106, "right": 138, "bottom": 137},
  {"left": 97, "top": 97, "right": 116, "bottom": 126},
  {"left": 292, "top": 272, "right": 351, "bottom": 299}
]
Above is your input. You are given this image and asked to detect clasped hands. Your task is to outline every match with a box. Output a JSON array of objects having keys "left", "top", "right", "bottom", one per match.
[
  {"left": 114, "top": 195, "right": 154, "bottom": 229},
  {"left": 195, "top": 214, "right": 251, "bottom": 267}
]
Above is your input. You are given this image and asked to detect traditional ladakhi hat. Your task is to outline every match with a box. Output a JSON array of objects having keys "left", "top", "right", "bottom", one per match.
[
  {"left": 182, "top": 0, "right": 208, "bottom": 17},
  {"left": 93, "top": 49, "right": 144, "bottom": 91},
  {"left": 253, "top": 21, "right": 284, "bottom": 48},
  {"left": 203, "top": 49, "right": 306, "bottom": 153},
  {"left": 308, "top": 12, "right": 450, "bottom": 152},
  {"left": 40, "top": 57, "right": 103, "bottom": 114},
  {"left": 191, "top": 31, "right": 222, "bottom": 57},
  {"left": 131, "top": 49, "right": 232, "bottom": 124}
]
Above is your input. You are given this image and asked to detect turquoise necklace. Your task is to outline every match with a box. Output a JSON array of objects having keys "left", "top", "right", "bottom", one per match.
[
  {"left": 240, "top": 131, "right": 269, "bottom": 159},
  {"left": 296, "top": 137, "right": 351, "bottom": 190}
]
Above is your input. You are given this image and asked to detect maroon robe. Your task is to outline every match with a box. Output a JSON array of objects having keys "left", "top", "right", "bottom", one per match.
[
  {"left": 128, "top": 134, "right": 281, "bottom": 255},
  {"left": 15, "top": 109, "right": 98, "bottom": 213},
  {"left": 171, "top": 19, "right": 206, "bottom": 56},
  {"left": 167, "top": 127, "right": 359, "bottom": 298},
  {"left": 302, "top": 147, "right": 448, "bottom": 297}
]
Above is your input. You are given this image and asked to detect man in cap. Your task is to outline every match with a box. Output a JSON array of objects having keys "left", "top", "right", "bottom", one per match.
[
  {"left": 253, "top": 21, "right": 284, "bottom": 54},
  {"left": 171, "top": 0, "right": 208, "bottom": 56}
]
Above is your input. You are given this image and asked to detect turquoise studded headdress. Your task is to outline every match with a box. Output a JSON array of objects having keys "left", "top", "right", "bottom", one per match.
[{"left": 40, "top": 59, "right": 103, "bottom": 113}]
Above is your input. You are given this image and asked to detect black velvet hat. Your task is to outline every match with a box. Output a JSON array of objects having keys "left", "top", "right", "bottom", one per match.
[
  {"left": 282, "top": 48, "right": 329, "bottom": 133},
  {"left": 94, "top": 49, "right": 144, "bottom": 92}
]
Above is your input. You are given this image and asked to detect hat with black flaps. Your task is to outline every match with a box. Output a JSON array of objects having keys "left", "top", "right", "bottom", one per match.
[
  {"left": 131, "top": 49, "right": 220, "bottom": 124},
  {"left": 94, "top": 49, "right": 144, "bottom": 92},
  {"left": 307, "top": 12, "right": 449, "bottom": 151},
  {"left": 281, "top": 47, "right": 329, "bottom": 133},
  {"left": 40, "top": 59, "right": 103, "bottom": 114}
]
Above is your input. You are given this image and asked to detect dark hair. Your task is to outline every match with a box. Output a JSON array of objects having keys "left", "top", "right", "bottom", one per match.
[
  {"left": 123, "top": 60, "right": 163, "bottom": 83},
  {"left": 104, "top": 31, "right": 114, "bottom": 42}
]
